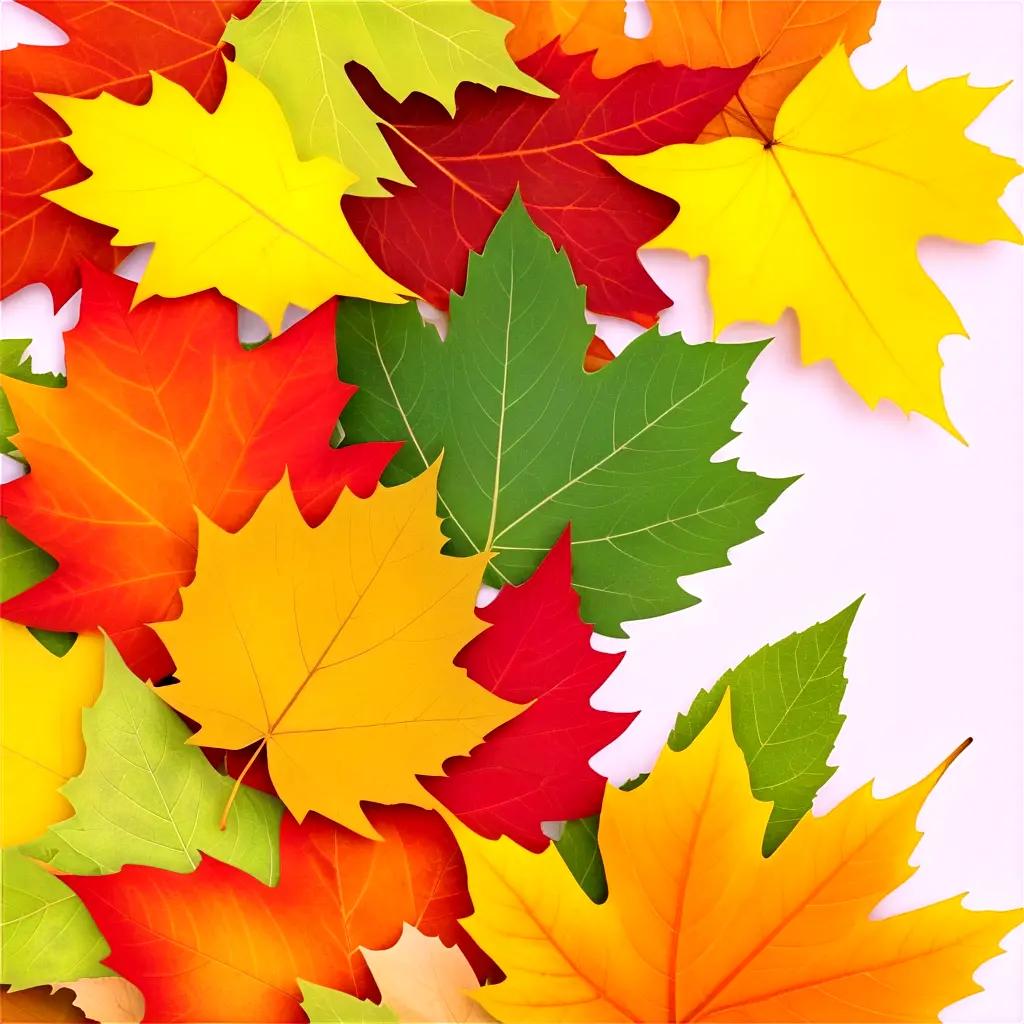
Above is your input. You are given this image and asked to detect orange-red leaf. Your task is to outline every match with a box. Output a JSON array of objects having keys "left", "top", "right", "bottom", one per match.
[
  {"left": 1, "top": 0, "right": 255, "bottom": 303},
  {"left": 477, "top": 0, "right": 879, "bottom": 141},
  {"left": 0, "top": 267, "right": 396, "bottom": 678},
  {"left": 64, "top": 807, "right": 487, "bottom": 1024}
]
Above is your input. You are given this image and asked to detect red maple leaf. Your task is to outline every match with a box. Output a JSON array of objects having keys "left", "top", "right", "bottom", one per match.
[
  {"left": 1, "top": 0, "right": 255, "bottom": 303},
  {"left": 343, "top": 42, "right": 750, "bottom": 325},
  {"left": 424, "top": 530, "right": 634, "bottom": 851},
  {"left": 64, "top": 806, "right": 487, "bottom": 1024},
  {"left": 1, "top": 267, "right": 396, "bottom": 679}
]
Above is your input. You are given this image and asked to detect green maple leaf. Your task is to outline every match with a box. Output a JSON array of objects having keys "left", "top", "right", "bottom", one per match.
[
  {"left": 224, "top": 0, "right": 552, "bottom": 197},
  {"left": 0, "top": 850, "right": 110, "bottom": 990},
  {"left": 337, "top": 195, "right": 793, "bottom": 635},
  {"left": 299, "top": 979, "right": 397, "bottom": 1023},
  {"left": 22, "top": 643, "right": 282, "bottom": 885},
  {"left": 556, "top": 599, "right": 862, "bottom": 900}
]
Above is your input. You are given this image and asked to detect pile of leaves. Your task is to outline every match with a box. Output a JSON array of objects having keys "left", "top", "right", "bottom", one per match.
[{"left": 1, "top": 1, "right": 1021, "bottom": 1022}]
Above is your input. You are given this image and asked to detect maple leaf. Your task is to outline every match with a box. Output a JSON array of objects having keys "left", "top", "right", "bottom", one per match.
[
  {"left": 23, "top": 639, "right": 282, "bottom": 885},
  {"left": 476, "top": 0, "right": 879, "bottom": 140},
  {"left": 225, "top": 0, "right": 552, "bottom": 197},
  {"left": 155, "top": 462, "right": 521, "bottom": 835},
  {"left": 338, "top": 196, "right": 793, "bottom": 636},
  {"left": 609, "top": 48, "right": 1024, "bottom": 435},
  {"left": 0, "top": 620, "right": 102, "bottom": 849},
  {"left": 555, "top": 600, "right": 861, "bottom": 901},
  {"left": 0, "top": 266, "right": 396, "bottom": 679},
  {"left": 0, "top": 0, "right": 254, "bottom": 304},
  {"left": 457, "top": 695, "right": 1023, "bottom": 1022},
  {"left": 342, "top": 42, "right": 750, "bottom": 325},
  {"left": 40, "top": 60, "right": 405, "bottom": 333},
  {"left": 300, "top": 924, "right": 494, "bottom": 1023},
  {"left": 425, "top": 530, "right": 635, "bottom": 851},
  {"left": 64, "top": 807, "right": 485, "bottom": 1024}
]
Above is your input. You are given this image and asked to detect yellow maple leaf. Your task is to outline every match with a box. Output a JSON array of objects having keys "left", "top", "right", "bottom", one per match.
[
  {"left": 0, "top": 622, "right": 103, "bottom": 848},
  {"left": 155, "top": 461, "right": 521, "bottom": 837},
  {"left": 40, "top": 59, "right": 406, "bottom": 334},
  {"left": 455, "top": 693, "right": 1023, "bottom": 1022},
  {"left": 609, "top": 48, "right": 1023, "bottom": 436}
]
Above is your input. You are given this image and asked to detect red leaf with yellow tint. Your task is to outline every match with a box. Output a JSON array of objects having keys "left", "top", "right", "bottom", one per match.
[
  {"left": 0, "top": 267, "right": 396, "bottom": 678},
  {"left": 343, "top": 43, "right": 749, "bottom": 325},
  {"left": 425, "top": 531, "right": 634, "bottom": 851},
  {"left": 64, "top": 807, "right": 486, "bottom": 1024}
]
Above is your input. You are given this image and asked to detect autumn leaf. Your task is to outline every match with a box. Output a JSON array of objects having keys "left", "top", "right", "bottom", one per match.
[
  {"left": 0, "top": 337, "right": 62, "bottom": 456},
  {"left": 0, "top": 985, "right": 86, "bottom": 1023},
  {"left": 425, "top": 530, "right": 635, "bottom": 851},
  {"left": 40, "top": 59, "right": 406, "bottom": 332},
  {"left": 55, "top": 978, "right": 144, "bottom": 1024},
  {"left": 300, "top": 924, "right": 493, "bottom": 1023},
  {"left": 0, "top": 849, "right": 110, "bottom": 991},
  {"left": 1, "top": 266, "right": 396, "bottom": 679},
  {"left": 343, "top": 42, "right": 750, "bottom": 324},
  {"left": 65, "top": 807, "right": 485, "bottom": 1024},
  {"left": 609, "top": 48, "right": 1024, "bottom": 435},
  {"left": 0, "top": 620, "right": 102, "bottom": 849},
  {"left": 225, "top": 0, "right": 551, "bottom": 197},
  {"left": 0, "top": 979, "right": 144, "bottom": 1024},
  {"left": 23, "top": 640, "right": 282, "bottom": 885},
  {"left": 338, "top": 196, "right": 792, "bottom": 636},
  {"left": 155, "top": 462, "right": 521, "bottom": 835},
  {"left": 555, "top": 600, "right": 861, "bottom": 900},
  {"left": 457, "top": 694, "right": 1023, "bottom": 1022},
  {"left": 0, "top": 0, "right": 254, "bottom": 303},
  {"left": 476, "top": 0, "right": 879, "bottom": 140}
]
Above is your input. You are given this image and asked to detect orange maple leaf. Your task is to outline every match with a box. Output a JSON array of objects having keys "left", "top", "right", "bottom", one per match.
[
  {"left": 0, "top": 267, "right": 396, "bottom": 678},
  {"left": 477, "top": 0, "right": 879, "bottom": 140},
  {"left": 456, "top": 695, "right": 1023, "bottom": 1021}
]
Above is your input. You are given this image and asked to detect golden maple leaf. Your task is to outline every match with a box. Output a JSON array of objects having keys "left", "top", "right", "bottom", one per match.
[
  {"left": 155, "top": 461, "right": 521, "bottom": 837},
  {"left": 39, "top": 59, "right": 406, "bottom": 334},
  {"left": 0, "top": 621, "right": 103, "bottom": 848},
  {"left": 455, "top": 694, "right": 1022, "bottom": 1022},
  {"left": 477, "top": 0, "right": 878, "bottom": 140},
  {"left": 609, "top": 48, "right": 1023, "bottom": 436}
]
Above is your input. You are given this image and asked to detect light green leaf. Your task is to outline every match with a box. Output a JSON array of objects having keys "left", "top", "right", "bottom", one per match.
[
  {"left": 0, "top": 849, "right": 110, "bottom": 990},
  {"left": 670, "top": 597, "right": 862, "bottom": 854},
  {"left": 299, "top": 978, "right": 398, "bottom": 1023},
  {"left": 556, "top": 599, "right": 861, "bottom": 897},
  {"left": 337, "top": 195, "right": 793, "bottom": 635},
  {"left": 22, "top": 642, "right": 283, "bottom": 885},
  {"left": 225, "top": 0, "right": 551, "bottom": 197}
]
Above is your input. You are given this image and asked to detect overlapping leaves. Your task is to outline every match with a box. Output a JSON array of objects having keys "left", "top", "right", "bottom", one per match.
[{"left": 339, "top": 196, "right": 793, "bottom": 635}]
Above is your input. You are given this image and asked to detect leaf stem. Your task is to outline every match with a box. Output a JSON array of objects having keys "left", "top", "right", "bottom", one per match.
[{"left": 219, "top": 737, "right": 267, "bottom": 831}]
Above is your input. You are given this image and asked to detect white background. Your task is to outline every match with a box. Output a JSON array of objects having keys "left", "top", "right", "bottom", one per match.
[{"left": 1, "top": 1, "right": 1022, "bottom": 1019}]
